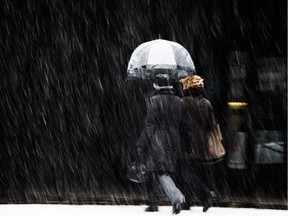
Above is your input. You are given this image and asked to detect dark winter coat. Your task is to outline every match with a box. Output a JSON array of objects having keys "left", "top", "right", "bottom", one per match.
[
  {"left": 136, "top": 89, "right": 184, "bottom": 172},
  {"left": 181, "top": 95, "right": 214, "bottom": 159}
]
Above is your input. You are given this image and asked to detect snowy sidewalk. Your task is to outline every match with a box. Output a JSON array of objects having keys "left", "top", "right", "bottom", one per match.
[{"left": 0, "top": 205, "right": 287, "bottom": 216}]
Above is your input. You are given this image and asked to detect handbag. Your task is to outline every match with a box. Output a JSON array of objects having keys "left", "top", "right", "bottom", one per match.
[
  {"left": 126, "top": 161, "right": 148, "bottom": 183},
  {"left": 204, "top": 124, "right": 226, "bottom": 161}
]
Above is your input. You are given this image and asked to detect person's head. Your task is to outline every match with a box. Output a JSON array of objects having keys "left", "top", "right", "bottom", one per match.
[
  {"left": 153, "top": 73, "right": 173, "bottom": 90},
  {"left": 179, "top": 75, "right": 204, "bottom": 96}
]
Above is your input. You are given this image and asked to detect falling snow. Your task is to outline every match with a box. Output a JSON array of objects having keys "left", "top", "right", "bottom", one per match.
[{"left": 0, "top": 0, "right": 286, "bottom": 210}]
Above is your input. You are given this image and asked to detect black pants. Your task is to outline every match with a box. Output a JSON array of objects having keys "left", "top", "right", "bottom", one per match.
[{"left": 175, "top": 159, "right": 211, "bottom": 205}]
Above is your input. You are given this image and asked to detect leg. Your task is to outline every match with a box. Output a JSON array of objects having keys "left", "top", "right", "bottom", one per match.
[
  {"left": 174, "top": 159, "right": 193, "bottom": 209},
  {"left": 158, "top": 173, "right": 185, "bottom": 214},
  {"left": 180, "top": 159, "right": 213, "bottom": 212},
  {"left": 145, "top": 172, "right": 160, "bottom": 212}
]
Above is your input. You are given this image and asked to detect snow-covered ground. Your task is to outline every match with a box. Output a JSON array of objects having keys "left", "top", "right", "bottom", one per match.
[{"left": 0, "top": 204, "right": 286, "bottom": 216}]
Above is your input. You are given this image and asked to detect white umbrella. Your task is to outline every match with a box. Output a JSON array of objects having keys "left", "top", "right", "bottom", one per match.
[{"left": 127, "top": 39, "right": 195, "bottom": 80}]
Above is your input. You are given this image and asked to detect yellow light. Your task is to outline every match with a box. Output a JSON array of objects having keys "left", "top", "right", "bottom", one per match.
[{"left": 228, "top": 102, "right": 249, "bottom": 109}]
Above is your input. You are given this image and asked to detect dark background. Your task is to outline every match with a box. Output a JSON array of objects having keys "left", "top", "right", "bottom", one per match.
[{"left": 0, "top": 0, "right": 286, "bottom": 204}]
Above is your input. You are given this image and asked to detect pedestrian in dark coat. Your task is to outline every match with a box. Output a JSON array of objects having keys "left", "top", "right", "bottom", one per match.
[
  {"left": 177, "top": 75, "right": 215, "bottom": 212},
  {"left": 136, "top": 74, "right": 185, "bottom": 214}
]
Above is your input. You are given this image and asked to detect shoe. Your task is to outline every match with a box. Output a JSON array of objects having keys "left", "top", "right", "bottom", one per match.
[
  {"left": 202, "top": 192, "right": 213, "bottom": 212},
  {"left": 180, "top": 202, "right": 190, "bottom": 210},
  {"left": 145, "top": 205, "right": 159, "bottom": 212},
  {"left": 172, "top": 202, "right": 181, "bottom": 214}
]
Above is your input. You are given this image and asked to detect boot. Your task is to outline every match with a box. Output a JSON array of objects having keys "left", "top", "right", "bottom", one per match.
[
  {"left": 180, "top": 202, "right": 191, "bottom": 210},
  {"left": 202, "top": 192, "right": 213, "bottom": 212},
  {"left": 145, "top": 205, "right": 159, "bottom": 212},
  {"left": 172, "top": 201, "right": 182, "bottom": 214}
]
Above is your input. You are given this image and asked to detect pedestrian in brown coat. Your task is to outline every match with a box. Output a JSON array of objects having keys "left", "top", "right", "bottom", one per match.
[{"left": 177, "top": 75, "right": 215, "bottom": 212}]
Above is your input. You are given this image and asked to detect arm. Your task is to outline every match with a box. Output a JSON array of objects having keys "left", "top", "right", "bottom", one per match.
[{"left": 136, "top": 97, "right": 158, "bottom": 157}]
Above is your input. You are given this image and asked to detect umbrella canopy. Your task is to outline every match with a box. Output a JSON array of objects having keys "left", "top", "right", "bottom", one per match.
[{"left": 126, "top": 39, "right": 196, "bottom": 81}]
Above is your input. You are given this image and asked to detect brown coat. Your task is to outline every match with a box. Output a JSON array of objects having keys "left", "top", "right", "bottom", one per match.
[{"left": 181, "top": 95, "right": 214, "bottom": 159}]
